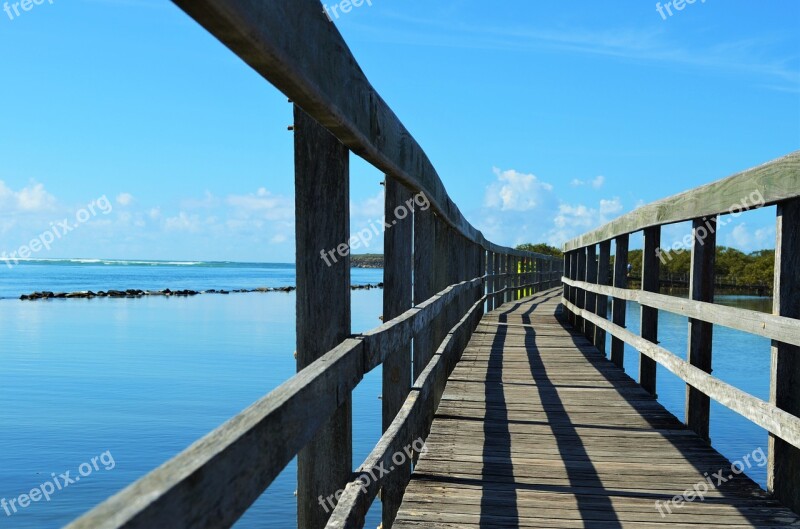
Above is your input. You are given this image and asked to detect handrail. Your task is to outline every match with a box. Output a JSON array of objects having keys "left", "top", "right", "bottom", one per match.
[
  {"left": 169, "top": 0, "right": 550, "bottom": 260},
  {"left": 561, "top": 154, "right": 800, "bottom": 514},
  {"left": 564, "top": 151, "right": 800, "bottom": 251},
  {"left": 63, "top": 2, "right": 564, "bottom": 528}
]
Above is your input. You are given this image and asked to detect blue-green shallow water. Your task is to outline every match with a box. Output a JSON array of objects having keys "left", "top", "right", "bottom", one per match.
[
  {"left": 604, "top": 296, "right": 773, "bottom": 488},
  {"left": 0, "top": 262, "right": 775, "bottom": 527},
  {"left": 1, "top": 262, "right": 385, "bottom": 528}
]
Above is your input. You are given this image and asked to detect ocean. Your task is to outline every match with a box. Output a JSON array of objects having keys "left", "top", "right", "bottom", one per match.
[{"left": 0, "top": 260, "right": 775, "bottom": 528}]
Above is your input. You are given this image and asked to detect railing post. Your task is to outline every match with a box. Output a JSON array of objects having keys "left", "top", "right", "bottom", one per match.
[
  {"left": 382, "top": 178, "right": 413, "bottom": 527},
  {"left": 768, "top": 198, "right": 800, "bottom": 514},
  {"left": 413, "top": 208, "right": 435, "bottom": 380},
  {"left": 585, "top": 245, "right": 598, "bottom": 343},
  {"left": 611, "top": 234, "right": 629, "bottom": 369},
  {"left": 686, "top": 217, "right": 717, "bottom": 442},
  {"left": 565, "top": 251, "right": 575, "bottom": 325},
  {"left": 293, "top": 106, "right": 352, "bottom": 529},
  {"left": 486, "top": 250, "right": 494, "bottom": 312},
  {"left": 576, "top": 247, "right": 587, "bottom": 333},
  {"left": 640, "top": 226, "right": 661, "bottom": 396},
  {"left": 493, "top": 252, "right": 501, "bottom": 309},
  {"left": 596, "top": 240, "right": 611, "bottom": 356}
]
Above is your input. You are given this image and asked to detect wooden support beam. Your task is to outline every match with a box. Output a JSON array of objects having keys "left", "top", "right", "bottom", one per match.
[
  {"left": 486, "top": 250, "right": 494, "bottom": 312},
  {"left": 294, "top": 106, "right": 352, "bottom": 529},
  {"left": 585, "top": 245, "right": 598, "bottom": 342},
  {"left": 382, "top": 178, "right": 413, "bottom": 527},
  {"left": 686, "top": 217, "right": 717, "bottom": 442},
  {"left": 611, "top": 234, "right": 629, "bottom": 369},
  {"left": 596, "top": 240, "right": 611, "bottom": 356},
  {"left": 576, "top": 248, "right": 587, "bottom": 333},
  {"left": 640, "top": 226, "right": 661, "bottom": 397},
  {"left": 413, "top": 208, "right": 435, "bottom": 380},
  {"left": 768, "top": 198, "right": 800, "bottom": 514}
]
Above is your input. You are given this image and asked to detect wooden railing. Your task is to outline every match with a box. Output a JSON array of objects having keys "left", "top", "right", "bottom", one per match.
[
  {"left": 561, "top": 151, "right": 800, "bottom": 514},
  {"left": 64, "top": 2, "right": 563, "bottom": 529}
]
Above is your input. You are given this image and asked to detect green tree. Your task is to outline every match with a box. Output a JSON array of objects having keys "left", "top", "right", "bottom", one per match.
[{"left": 515, "top": 243, "right": 563, "bottom": 257}]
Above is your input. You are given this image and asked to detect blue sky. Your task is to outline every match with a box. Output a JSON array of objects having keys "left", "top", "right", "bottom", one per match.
[{"left": 0, "top": 0, "right": 797, "bottom": 262}]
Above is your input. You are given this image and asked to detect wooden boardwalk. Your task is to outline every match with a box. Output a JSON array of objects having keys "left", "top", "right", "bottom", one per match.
[{"left": 394, "top": 288, "right": 800, "bottom": 528}]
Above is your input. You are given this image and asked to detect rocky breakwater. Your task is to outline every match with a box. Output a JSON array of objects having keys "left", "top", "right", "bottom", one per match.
[{"left": 19, "top": 283, "right": 383, "bottom": 301}]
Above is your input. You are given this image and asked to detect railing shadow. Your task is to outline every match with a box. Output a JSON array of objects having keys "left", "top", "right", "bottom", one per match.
[
  {"left": 519, "top": 297, "right": 623, "bottom": 529},
  {"left": 554, "top": 303, "right": 785, "bottom": 526}
]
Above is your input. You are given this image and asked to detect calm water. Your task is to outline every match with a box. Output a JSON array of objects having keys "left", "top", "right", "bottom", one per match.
[{"left": 0, "top": 262, "right": 775, "bottom": 527}]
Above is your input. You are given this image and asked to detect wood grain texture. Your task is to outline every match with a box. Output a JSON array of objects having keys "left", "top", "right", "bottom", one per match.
[
  {"left": 585, "top": 245, "right": 598, "bottom": 344},
  {"left": 640, "top": 227, "right": 661, "bottom": 397},
  {"left": 686, "top": 217, "right": 717, "bottom": 442},
  {"left": 768, "top": 198, "right": 800, "bottom": 514},
  {"left": 395, "top": 290, "right": 800, "bottom": 529},
  {"left": 383, "top": 178, "right": 414, "bottom": 527},
  {"left": 294, "top": 106, "right": 352, "bottom": 529},
  {"left": 413, "top": 208, "right": 435, "bottom": 381},
  {"left": 561, "top": 278, "right": 800, "bottom": 348},
  {"left": 596, "top": 240, "right": 611, "bottom": 356},
  {"left": 563, "top": 297, "right": 800, "bottom": 452},
  {"left": 611, "top": 235, "right": 629, "bottom": 369},
  {"left": 564, "top": 151, "right": 800, "bottom": 251}
]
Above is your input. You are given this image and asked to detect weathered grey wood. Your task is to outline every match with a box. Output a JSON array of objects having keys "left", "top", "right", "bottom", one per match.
[
  {"left": 382, "top": 178, "right": 413, "bottom": 527},
  {"left": 493, "top": 253, "right": 503, "bottom": 309},
  {"left": 64, "top": 339, "right": 366, "bottom": 529},
  {"left": 768, "top": 198, "right": 800, "bottom": 515},
  {"left": 294, "top": 106, "right": 352, "bottom": 529},
  {"left": 585, "top": 245, "right": 598, "bottom": 343},
  {"left": 563, "top": 297, "right": 800, "bottom": 451},
  {"left": 397, "top": 292, "right": 800, "bottom": 529},
  {"left": 562, "top": 277, "right": 800, "bottom": 348},
  {"left": 486, "top": 251, "right": 494, "bottom": 312},
  {"left": 562, "top": 252, "right": 572, "bottom": 324},
  {"left": 686, "top": 217, "right": 717, "bottom": 442},
  {"left": 596, "top": 240, "right": 611, "bottom": 356},
  {"left": 640, "top": 227, "right": 660, "bottom": 397},
  {"left": 576, "top": 248, "right": 587, "bottom": 334},
  {"left": 564, "top": 151, "right": 800, "bottom": 251},
  {"left": 413, "top": 208, "right": 435, "bottom": 381}
]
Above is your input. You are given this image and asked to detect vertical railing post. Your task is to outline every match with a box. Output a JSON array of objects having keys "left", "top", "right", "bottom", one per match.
[
  {"left": 768, "top": 198, "right": 800, "bottom": 514},
  {"left": 611, "top": 234, "right": 629, "bottom": 369},
  {"left": 382, "top": 178, "right": 413, "bottom": 527},
  {"left": 686, "top": 217, "right": 716, "bottom": 442},
  {"left": 294, "top": 107, "right": 352, "bottom": 529},
  {"left": 565, "top": 251, "right": 575, "bottom": 325},
  {"left": 585, "top": 245, "right": 598, "bottom": 343},
  {"left": 486, "top": 250, "right": 494, "bottom": 312},
  {"left": 493, "top": 253, "right": 501, "bottom": 309},
  {"left": 596, "top": 241, "right": 611, "bottom": 356},
  {"left": 640, "top": 227, "right": 661, "bottom": 396},
  {"left": 413, "top": 208, "right": 435, "bottom": 381},
  {"left": 576, "top": 247, "right": 587, "bottom": 333}
]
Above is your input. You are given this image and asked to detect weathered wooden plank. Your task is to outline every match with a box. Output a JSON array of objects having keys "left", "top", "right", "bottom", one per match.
[
  {"left": 596, "top": 240, "right": 611, "bottom": 355},
  {"left": 768, "top": 198, "right": 800, "bottom": 514},
  {"left": 563, "top": 298, "right": 800, "bottom": 451},
  {"left": 561, "top": 278, "right": 800, "bottom": 348},
  {"left": 294, "top": 106, "right": 352, "bottom": 529},
  {"left": 382, "top": 178, "right": 414, "bottom": 527},
  {"left": 611, "top": 235, "right": 629, "bottom": 368},
  {"left": 640, "top": 227, "right": 660, "bottom": 397},
  {"left": 564, "top": 151, "right": 800, "bottom": 251},
  {"left": 576, "top": 248, "right": 587, "bottom": 334},
  {"left": 413, "top": 208, "right": 435, "bottom": 380},
  {"left": 486, "top": 251, "right": 494, "bottom": 312},
  {"left": 64, "top": 340, "right": 366, "bottom": 529},
  {"left": 686, "top": 217, "right": 717, "bottom": 442},
  {"left": 585, "top": 245, "right": 598, "bottom": 343}
]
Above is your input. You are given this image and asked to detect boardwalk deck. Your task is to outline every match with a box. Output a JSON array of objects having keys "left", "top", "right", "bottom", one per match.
[{"left": 394, "top": 288, "right": 800, "bottom": 529}]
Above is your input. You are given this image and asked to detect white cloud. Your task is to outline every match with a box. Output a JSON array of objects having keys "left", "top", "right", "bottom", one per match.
[
  {"left": 352, "top": 190, "right": 385, "bottom": 219},
  {"left": 726, "top": 222, "right": 775, "bottom": 252},
  {"left": 546, "top": 197, "right": 623, "bottom": 246},
  {"left": 164, "top": 212, "right": 203, "bottom": 233},
  {"left": 226, "top": 187, "right": 293, "bottom": 221},
  {"left": 570, "top": 175, "right": 605, "bottom": 189},
  {"left": 0, "top": 181, "right": 56, "bottom": 212},
  {"left": 117, "top": 193, "right": 135, "bottom": 206},
  {"left": 484, "top": 168, "right": 554, "bottom": 212}
]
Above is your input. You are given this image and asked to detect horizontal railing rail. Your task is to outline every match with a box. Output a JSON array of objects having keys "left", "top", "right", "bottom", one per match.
[
  {"left": 561, "top": 152, "right": 800, "bottom": 514},
  {"left": 63, "top": 3, "right": 564, "bottom": 529}
]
